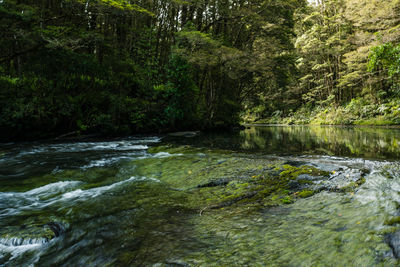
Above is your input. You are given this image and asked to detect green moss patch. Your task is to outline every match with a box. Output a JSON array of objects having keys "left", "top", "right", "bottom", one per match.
[
  {"left": 297, "top": 190, "right": 315, "bottom": 198},
  {"left": 190, "top": 162, "right": 331, "bottom": 212}
]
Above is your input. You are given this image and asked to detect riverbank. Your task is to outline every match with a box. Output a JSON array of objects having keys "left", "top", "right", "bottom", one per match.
[{"left": 246, "top": 98, "right": 400, "bottom": 126}]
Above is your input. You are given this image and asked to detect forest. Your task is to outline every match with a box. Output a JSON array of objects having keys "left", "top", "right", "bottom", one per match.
[{"left": 1, "top": 0, "right": 400, "bottom": 140}]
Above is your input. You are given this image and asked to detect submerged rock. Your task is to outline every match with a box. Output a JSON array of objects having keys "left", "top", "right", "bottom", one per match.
[
  {"left": 194, "top": 164, "right": 333, "bottom": 212},
  {"left": 385, "top": 231, "right": 400, "bottom": 258},
  {"left": 45, "top": 222, "right": 65, "bottom": 237},
  {"left": 168, "top": 131, "right": 200, "bottom": 138},
  {"left": 165, "top": 259, "right": 190, "bottom": 267},
  {"left": 141, "top": 144, "right": 371, "bottom": 213},
  {"left": 196, "top": 178, "right": 232, "bottom": 188}
]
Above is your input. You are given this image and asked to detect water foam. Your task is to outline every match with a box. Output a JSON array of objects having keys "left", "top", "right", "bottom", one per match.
[
  {"left": 0, "top": 237, "right": 48, "bottom": 247},
  {"left": 62, "top": 176, "right": 159, "bottom": 200},
  {"left": 15, "top": 137, "right": 160, "bottom": 157},
  {"left": 0, "top": 181, "right": 82, "bottom": 216},
  {"left": 0, "top": 242, "right": 42, "bottom": 265},
  {"left": 80, "top": 154, "right": 140, "bottom": 169}
]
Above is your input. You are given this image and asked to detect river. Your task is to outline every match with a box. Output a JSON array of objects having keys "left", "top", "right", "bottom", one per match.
[{"left": 1, "top": 126, "right": 400, "bottom": 266}]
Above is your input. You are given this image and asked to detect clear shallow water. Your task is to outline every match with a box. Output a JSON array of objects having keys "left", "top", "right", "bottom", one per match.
[{"left": 1, "top": 126, "right": 400, "bottom": 266}]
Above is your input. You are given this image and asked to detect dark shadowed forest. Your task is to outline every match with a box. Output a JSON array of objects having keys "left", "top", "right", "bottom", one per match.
[{"left": 1, "top": 0, "right": 400, "bottom": 140}]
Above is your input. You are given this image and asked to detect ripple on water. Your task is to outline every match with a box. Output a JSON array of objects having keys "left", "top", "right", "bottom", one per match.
[
  {"left": 0, "top": 181, "right": 83, "bottom": 216},
  {"left": 14, "top": 137, "right": 161, "bottom": 156},
  {"left": 0, "top": 137, "right": 160, "bottom": 179},
  {"left": 0, "top": 243, "right": 42, "bottom": 261},
  {"left": 61, "top": 176, "right": 160, "bottom": 200}
]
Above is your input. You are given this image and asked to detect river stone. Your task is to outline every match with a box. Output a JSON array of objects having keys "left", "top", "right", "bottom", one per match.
[
  {"left": 283, "top": 160, "right": 307, "bottom": 167},
  {"left": 321, "top": 169, "right": 365, "bottom": 192},
  {"left": 385, "top": 231, "right": 400, "bottom": 258},
  {"left": 45, "top": 222, "right": 65, "bottom": 237},
  {"left": 196, "top": 178, "right": 232, "bottom": 188}
]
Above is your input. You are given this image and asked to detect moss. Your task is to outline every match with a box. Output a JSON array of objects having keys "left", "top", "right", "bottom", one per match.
[
  {"left": 193, "top": 163, "right": 331, "bottom": 211},
  {"left": 117, "top": 252, "right": 136, "bottom": 265},
  {"left": 134, "top": 150, "right": 331, "bottom": 212},
  {"left": 384, "top": 216, "right": 400, "bottom": 226},
  {"left": 281, "top": 196, "right": 293, "bottom": 204},
  {"left": 338, "top": 177, "right": 367, "bottom": 193},
  {"left": 357, "top": 177, "right": 366, "bottom": 185},
  {"left": 0, "top": 224, "right": 57, "bottom": 245},
  {"left": 297, "top": 190, "right": 314, "bottom": 198},
  {"left": 42, "top": 227, "right": 57, "bottom": 240},
  {"left": 298, "top": 179, "right": 313, "bottom": 185},
  {"left": 148, "top": 144, "right": 190, "bottom": 154},
  {"left": 333, "top": 236, "right": 343, "bottom": 250},
  {"left": 376, "top": 227, "right": 399, "bottom": 235},
  {"left": 277, "top": 164, "right": 329, "bottom": 181}
]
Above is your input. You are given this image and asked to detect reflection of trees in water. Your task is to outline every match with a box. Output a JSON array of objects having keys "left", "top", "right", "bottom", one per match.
[{"left": 240, "top": 126, "right": 400, "bottom": 159}]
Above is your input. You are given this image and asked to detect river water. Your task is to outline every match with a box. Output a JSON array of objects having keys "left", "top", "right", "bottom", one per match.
[{"left": 1, "top": 126, "right": 400, "bottom": 266}]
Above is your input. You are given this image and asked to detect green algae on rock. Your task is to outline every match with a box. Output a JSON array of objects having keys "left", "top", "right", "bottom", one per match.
[
  {"left": 142, "top": 144, "right": 372, "bottom": 214},
  {"left": 297, "top": 190, "right": 315, "bottom": 198},
  {"left": 192, "top": 162, "right": 332, "bottom": 212}
]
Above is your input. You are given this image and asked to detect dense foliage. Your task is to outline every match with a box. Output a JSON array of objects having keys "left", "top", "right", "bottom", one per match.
[
  {"left": 1, "top": 0, "right": 400, "bottom": 140},
  {"left": 247, "top": 0, "right": 400, "bottom": 124},
  {"left": 0, "top": 0, "right": 305, "bottom": 140}
]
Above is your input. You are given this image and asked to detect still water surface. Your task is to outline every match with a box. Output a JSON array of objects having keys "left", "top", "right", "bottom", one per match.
[{"left": 1, "top": 126, "right": 400, "bottom": 266}]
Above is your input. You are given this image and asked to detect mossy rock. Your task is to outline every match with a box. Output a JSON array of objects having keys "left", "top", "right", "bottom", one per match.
[
  {"left": 192, "top": 163, "right": 331, "bottom": 211},
  {"left": 385, "top": 216, "right": 400, "bottom": 226},
  {"left": 133, "top": 147, "right": 337, "bottom": 213},
  {"left": 297, "top": 190, "right": 315, "bottom": 198},
  {"left": 277, "top": 164, "right": 330, "bottom": 181},
  {"left": 335, "top": 177, "right": 366, "bottom": 193}
]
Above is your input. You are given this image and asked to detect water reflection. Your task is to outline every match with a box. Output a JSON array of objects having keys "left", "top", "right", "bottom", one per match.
[{"left": 238, "top": 126, "right": 400, "bottom": 159}]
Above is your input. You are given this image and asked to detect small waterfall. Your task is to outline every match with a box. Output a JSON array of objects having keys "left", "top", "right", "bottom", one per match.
[
  {"left": 0, "top": 236, "right": 48, "bottom": 247},
  {"left": 0, "top": 222, "right": 65, "bottom": 247}
]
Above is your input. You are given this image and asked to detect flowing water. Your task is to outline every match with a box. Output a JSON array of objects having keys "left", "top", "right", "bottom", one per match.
[{"left": 1, "top": 126, "right": 400, "bottom": 266}]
